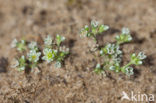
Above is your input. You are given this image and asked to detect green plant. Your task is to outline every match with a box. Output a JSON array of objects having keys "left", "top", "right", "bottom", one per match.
[
  {"left": 56, "top": 34, "right": 65, "bottom": 47},
  {"left": 11, "top": 39, "right": 26, "bottom": 52},
  {"left": 80, "top": 21, "right": 146, "bottom": 76},
  {"left": 11, "top": 55, "right": 26, "bottom": 71},
  {"left": 42, "top": 35, "right": 69, "bottom": 68},
  {"left": 44, "top": 35, "right": 53, "bottom": 48},
  {"left": 11, "top": 35, "right": 69, "bottom": 71},
  {"left": 42, "top": 48, "right": 58, "bottom": 63},
  {"left": 80, "top": 20, "right": 109, "bottom": 43},
  {"left": 121, "top": 52, "right": 146, "bottom": 76},
  {"left": 11, "top": 40, "right": 41, "bottom": 71},
  {"left": 27, "top": 49, "right": 41, "bottom": 68},
  {"left": 115, "top": 27, "right": 132, "bottom": 45},
  {"left": 28, "top": 41, "right": 39, "bottom": 51},
  {"left": 27, "top": 41, "right": 41, "bottom": 68}
]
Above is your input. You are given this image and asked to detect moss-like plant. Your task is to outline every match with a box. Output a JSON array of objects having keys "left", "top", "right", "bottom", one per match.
[
  {"left": 42, "top": 35, "right": 69, "bottom": 68},
  {"left": 80, "top": 20, "right": 146, "bottom": 76},
  {"left": 11, "top": 34, "right": 69, "bottom": 72},
  {"left": 11, "top": 39, "right": 26, "bottom": 52},
  {"left": 80, "top": 20, "right": 109, "bottom": 43},
  {"left": 11, "top": 55, "right": 26, "bottom": 71},
  {"left": 11, "top": 40, "right": 41, "bottom": 71}
]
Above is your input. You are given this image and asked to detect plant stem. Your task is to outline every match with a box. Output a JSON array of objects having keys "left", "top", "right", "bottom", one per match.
[
  {"left": 121, "top": 61, "right": 133, "bottom": 72},
  {"left": 117, "top": 41, "right": 122, "bottom": 45},
  {"left": 92, "top": 36, "right": 97, "bottom": 43}
]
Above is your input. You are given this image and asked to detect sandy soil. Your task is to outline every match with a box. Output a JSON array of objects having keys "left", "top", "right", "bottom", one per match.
[{"left": 0, "top": 0, "right": 156, "bottom": 103}]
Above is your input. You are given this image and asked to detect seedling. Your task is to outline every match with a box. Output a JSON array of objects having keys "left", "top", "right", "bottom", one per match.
[
  {"left": 121, "top": 52, "right": 146, "bottom": 76},
  {"left": 28, "top": 41, "right": 39, "bottom": 51},
  {"left": 80, "top": 21, "right": 146, "bottom": 76},
  {"left": 27, "top": 49, "right": 41, "bottom": 68},
  {"left": 94, "top": 63, "right": 105, "bottom": 74},
  {"left": 11, "top": 55, "right": 27, "bottom": 71},
  {"left": 11, "top": 39, "right": 26, "bottom": 52},
  {"left": 11, "top": 40, "right": 41, "bottom": 71},
  {"left": 42, "top": 48, "right": 58, "bottom": 63},
  {"left": 44, "top": 35, "right": 53, "bottom": 48},
  {"left": 27, "top": 41, "right": 41, "bottom": 68},
  {"left": 42, "top": 35, "right": 69, "bottom": 68},
  {"left": 80, "top": 20, "right": 109, "bottom": 43},
  {"left": 11, "top": 34, "right": 69, "bottom": 72},
  {"left": 56, "top": 34, "right": 65, "bottom": 47},
  {"left": 115, "top": 27, "right": 132, "bottom": 45}
]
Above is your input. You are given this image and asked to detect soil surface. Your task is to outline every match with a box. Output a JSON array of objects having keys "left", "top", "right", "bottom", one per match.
[{"left": 0, "top": 0, "right": 156, "bottom": 103}]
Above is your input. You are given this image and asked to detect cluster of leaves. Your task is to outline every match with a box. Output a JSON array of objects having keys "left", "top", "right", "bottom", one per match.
[
  {"left": 80, "top": 20, "right": 109, "bottom": 42},
  {"left": 42, "top": 35, "right": 69, "bottom": 68},
  {"left": 80, "top": 20, "right": 146, "bottom": 76},
  {"left": 11, "top": 39, "right": 40, "bottom": 71},
  {"left": 10, "top": 20, "right": 146, "bottom": 76},
  {"left": 11, "top": 35, "right": 69, "bottom": 71}
]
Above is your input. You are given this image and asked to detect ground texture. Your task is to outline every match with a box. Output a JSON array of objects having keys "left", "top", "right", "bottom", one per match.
[{"left": 0, "top": 0, "right": 156, "bottom": 103}]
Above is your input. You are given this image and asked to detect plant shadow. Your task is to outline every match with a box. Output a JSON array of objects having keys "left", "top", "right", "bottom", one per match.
[
  {"left": 130, "top": 31, "right": 146, "bottom": 44},
  {"left": 132, "top": 68, "right": 141, "bottom": 79},
  {"left": 0, "top": 57, "right": 8, "bottom": 73},
  {"left": 25, "top": 65, "right": 32, "bottom": 74},
  {"left": 96, "top": 27, "right": 120, "bottom": 44},
  {"left": 143, "top": 54, "right": 155, "bottom": 66},
  {"left": 63, "top": 38, "right": 76, "bottom": 49}
]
